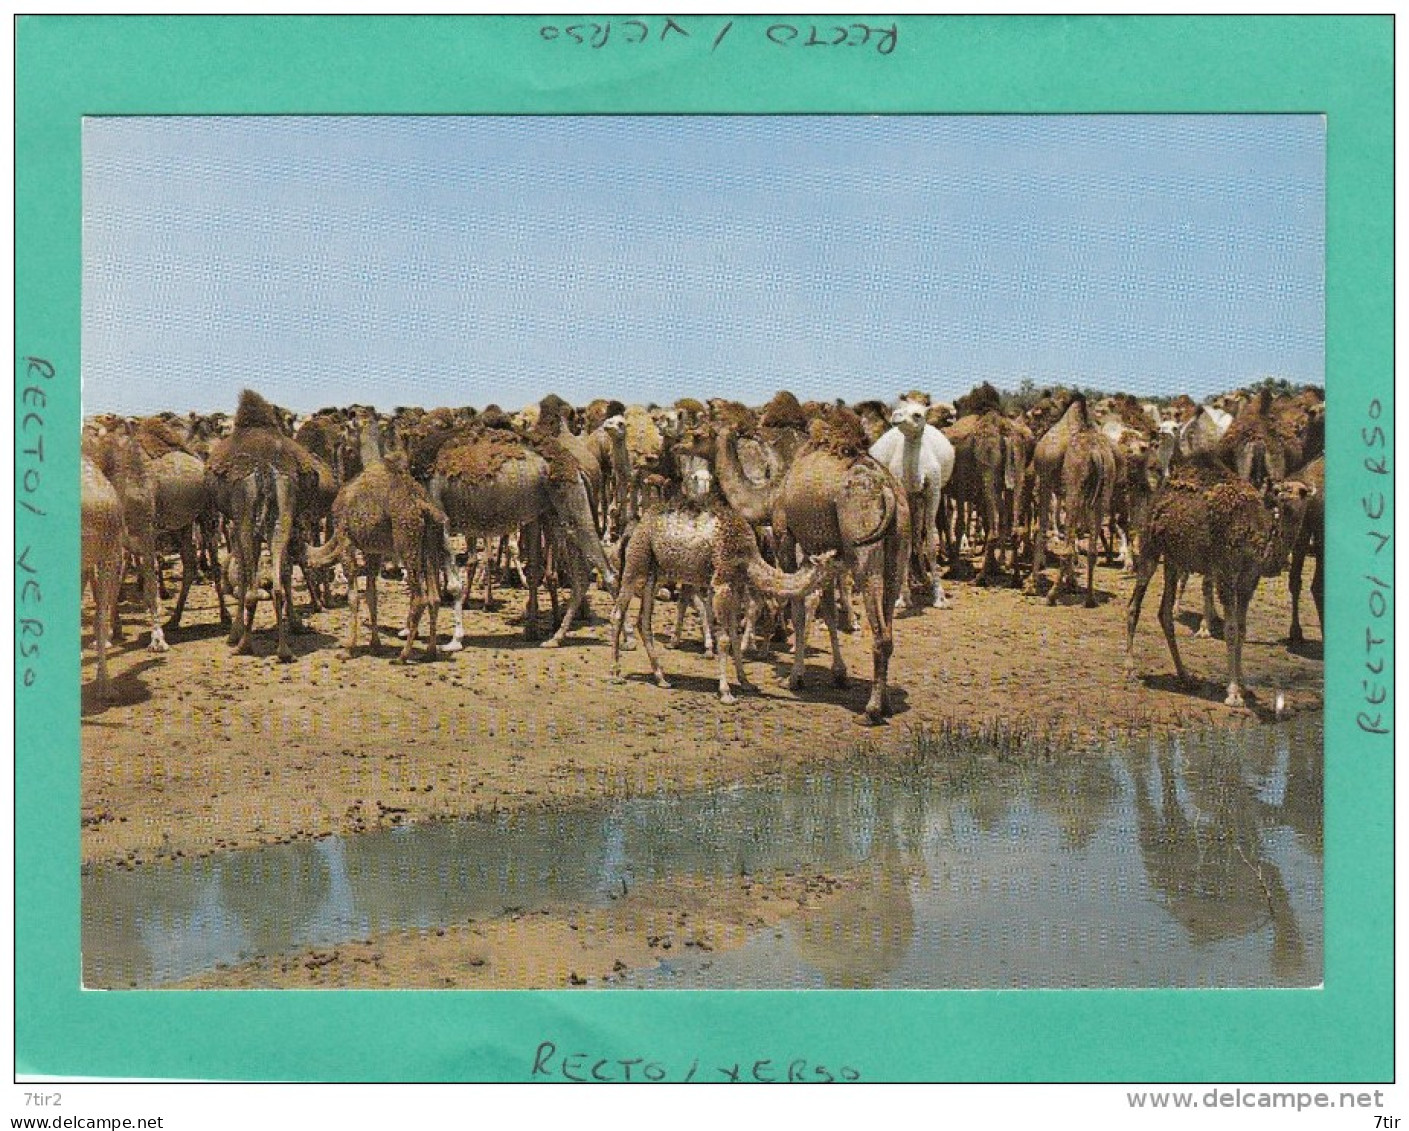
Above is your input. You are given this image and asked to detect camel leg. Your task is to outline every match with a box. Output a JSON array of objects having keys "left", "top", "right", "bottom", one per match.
[
  {"left": 396, "top": 568, "right": 422, "bottom": 664},
  {"left": 423, "top": 557, "right": 441, "bottom": 660},
  {"left": 1221, "top": 580, "right": 1249, "bottom": 708},
  {"left": 818, "top": 583, "right": 848, "bottom": 688},
  {"left": 1194, "top": 575, "right": 1220, "bottom": 638},
  {"left": 1156, "top": 561, "right": 1191, "bottom": 687},
  {"left": 1309, "top": 549, "right": 1324, "bottom": 638},
  {"left": 166, "top": 526, "right": 199, "bottom": 631},
  {"left": 1287, "top": 539, "right": 1307, "bottom": 645},
  {"left": 270, "top": 479, "right": 296, "bottom": 663},
  {"left": 788, "top": 589, "right": 811, "bottom": 691},
  {"left": 928, "top": 488, "right": 949, "bottom": 608},
  {"left": 667, "top": 590, "right": 687, "bottom": 648},
  {"left": 1124, "top": 552, "right": 1159, "bottom": 681},
  {"left": 521, "top": 523, "right": 543, "bottom": 641},
  {"left": 712, "top": 585, "right": 741, "bottom": 705},
  {"left": 609, "top": 584, "right": 637, "bottom": 683},
  {"left": 1083, "top": 523, "right": 1099, "bottom": 608},
  {"left": 638, "top": 569, "right": 669, "bottom": 689},
  {"left": 341, "top": 558, "right": 362, "bottom": 658},
  {"left": 206, "top": 523, "right": 230, "bottom": 627},
  {"left": 860, "top": 566, "right": 893, "bottom": 724},
  {"left": 1024, "top": 484, "right": 1047, "bottom": 596},
  {"left": 229, "top": 524, "right": 257, "bottom": 653},
  {"left": 88, "top": 563, "right": 117, "bottom": 701},
  {"left": 441, "top": 536, "right": 470, "bottom": 652},
  {"left": 365, "top": 558, "right": 381, "bottom": 655},
  {"left": 543, "top": 551, "right": 589, "bottom": 647},
  {"left": 723, "top": 586, "right": 753, "bottom": 693},
  {"left": 894, "top": 498, "right": 914, "bottom": 612},
  {"left": 137, "top": 544, "right": 168, "bottom": 653},
  {"left": 697, "top": 592, "right": 717, "bottom": 657},
  {"left": 740, "top": 592, "right": 765, "bottom": 657},
  {"left": 1045, "top": 531, "right": 1069, "bottom": 607}
]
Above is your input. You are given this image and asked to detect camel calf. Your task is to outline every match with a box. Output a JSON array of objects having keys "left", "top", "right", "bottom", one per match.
[
  {"left": 307, "top": 452, "right": 447, "bottom": 663},
  {"left": 1125, "top": 458, "right": 1314, "bottom": 708},
  {"left": 610, "top": 499, "right": 839, "bottom": 705}
]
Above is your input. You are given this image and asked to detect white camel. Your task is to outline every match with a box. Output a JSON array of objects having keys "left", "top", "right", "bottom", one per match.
[{"left": 869, "top": 399, "right": 955, "bottom": 609}]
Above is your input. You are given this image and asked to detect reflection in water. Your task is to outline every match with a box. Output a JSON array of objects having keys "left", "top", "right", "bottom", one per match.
[
  {"left": 1125, "top": 727, "right": 1308, "bottom": 982},
  {"left": 83, "top": 716, "right": 1322, "bottom": 990}
]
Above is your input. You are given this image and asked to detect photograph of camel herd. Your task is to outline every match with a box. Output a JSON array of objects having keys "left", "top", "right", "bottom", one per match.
[{"left": 80, "top": 115, "right": 1324, "bottom": 990}]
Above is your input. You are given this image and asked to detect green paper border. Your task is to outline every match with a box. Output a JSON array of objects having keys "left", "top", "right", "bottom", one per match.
[{"left": 16, "top": 14, "right": 1391, "bottom": 1082}]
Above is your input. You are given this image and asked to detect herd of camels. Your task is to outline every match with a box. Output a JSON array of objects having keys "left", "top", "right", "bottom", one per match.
[{"left": 81, "top": 380, "right": 1324, "bottom": 724}]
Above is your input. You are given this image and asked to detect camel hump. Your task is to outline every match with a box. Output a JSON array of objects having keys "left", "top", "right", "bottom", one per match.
[
  {"left": 234, "top": 389, "right": 283, "bottom": 431},
  {"left": 838, "top": 466, "right": 896, "bottom": 548}
]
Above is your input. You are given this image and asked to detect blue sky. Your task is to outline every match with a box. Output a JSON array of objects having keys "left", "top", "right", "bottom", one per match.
[{"left": 83, "top": 115, "right": 1324, "bottom": 416}]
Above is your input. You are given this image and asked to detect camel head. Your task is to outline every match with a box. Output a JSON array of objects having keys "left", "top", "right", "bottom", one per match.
[
  {"left": 1261, "top": 478, "right": 1316, "bottom": 576},
  {"left": 601, "top": 413, "right": 627, "bottom": 442},
  {"left": 926, "top": 402, "right": 956, "bottom": 429},
  {"left": 889, "top": 400, "right": 929, "bottom": 441},
  {"left": 682, "top": 464, "right": 714, "bottom": 501}
]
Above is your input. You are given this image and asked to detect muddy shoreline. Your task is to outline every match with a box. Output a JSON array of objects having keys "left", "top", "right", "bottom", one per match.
[{"left": 81, "top": 561, "right": 1322, "bottom": 871}]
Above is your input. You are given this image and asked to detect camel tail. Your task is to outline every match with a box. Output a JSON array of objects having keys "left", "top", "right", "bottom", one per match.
[
  {"left": 850, "top": 482, "right": 897, "bottom": 549},
  {"left": 1003, "top": 434, "right": 1020, "bottom": 492},
  {"left": 252, "top": 463, "right": 279, "bottom": 545},
  {"left": 305, "top": 525, "right": 347, "bottom": 570},
  {"left": 1247, "top": 440, "right": 1270, "bottom": 489},
  {"left": 419, "top": 517, "right": 444, "bottom": 605},
  {"left": 1081, "top": 454, "right": 1107, "bottom": 516}
]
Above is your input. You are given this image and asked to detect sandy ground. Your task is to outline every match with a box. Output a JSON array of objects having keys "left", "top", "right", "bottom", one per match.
[
  {"left": 81, "top": 549, "right": 1322, "bottom": 869},
  {"left": 80, "top": 549, "right": 1321, "bottom": 989}
]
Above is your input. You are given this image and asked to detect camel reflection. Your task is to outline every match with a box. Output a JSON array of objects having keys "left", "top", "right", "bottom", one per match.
[
  {"left": 1126, "top": 724, "right": 1319, "bottom": 983},
  {"left": 788, "top": 773, "right": 925, "bottom": 988}
]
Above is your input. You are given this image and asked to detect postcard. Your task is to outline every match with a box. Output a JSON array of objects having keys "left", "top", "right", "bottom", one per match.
[{"left": 17, "top": 14, "right": 1392, "bottom": 1088}]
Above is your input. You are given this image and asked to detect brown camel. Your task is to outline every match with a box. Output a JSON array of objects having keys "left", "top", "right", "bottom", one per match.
[
  {"left": 81, "top": 455, "right": 125, "bottom": 700},
  {"left": 1125, "top": 457, "right": 1314, "bottom": 708},
  {"left": 943, "top": 409, "right": 1021, "bottom": 585},
  {"left": 132, "top": 416, "right": 229, "bottom": 631},
  {"left": 714, "top": 407, "right": 911, "bottom": 723},
  {"left": 1045, "top": 426, "right": 1118, "bottom": 608},
  {"left": 1287, "top": 455, "right": 1324, "bottom": 646},
  {"left": 205, "top": 390, "right": 323, "bottom": 662},
  {"left": 1218, "top": 388, "right": 1305, "bottom": 488},
  {"left": 1025, "top": 393, "right": 1100, "bottom": 598},
  {"left": 610, "top": 493, "right": 839, "bottom": 704},
  {"left": 428, "top": 419, "right": 615, "bottom": 648},
  {"left": 88, "top": 418, "right": 168, "bottom": 653},
  {"left": 306, "top": 428, "right": 447, "bottom": 663}
]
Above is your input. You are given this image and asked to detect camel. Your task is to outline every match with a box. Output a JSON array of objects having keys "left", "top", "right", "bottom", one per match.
[
  {"left": 1044, "top": 426, "right": 1118, "bottom": 608},
  {"left": 943, "top": 408, "right": 1021, "bottom": 586},
  {"left": 609, "top": 493, "right": 840, "bottom": 704},
  {"left": 1287, "top": 455, "right": 1325, "bottom": 646},
  {"left": 204, "top": 390, "right": 323, "bottom": 662},
  {"left": 714, "top": 407, "right": 911, "bottom": 724},
  {"left": 1125, "top": 456, "right": 1315, "bottom": 708},
  {"left": 81, "top": 455, "right": 124, "bottom": 700},
  {"left": 306, "top": 427, "right": 447, "bottom": 663},
  {"left": 547, "top": 397, "right": 632, "bottom": 538},
  {"left": 1024, "top": 393, "right": 1095, "bottom": 597},
  {"left": 131, "top": 417, "right": 229, "bottom": 631},
  {"left": 1218, "top": 388, "right": 1303, "bottom": 488},
  {"left": 428, "top": 422, "right": 615, "bottom": 648},
  {"left": 88, "top": 418, "right": 168, "bottom": 653},
  {"left": 1110, "top": 430, "right": 1162, "bottom": 574},
  {"left": 869, "top": 400, "right": 954, "bottom": 609}
]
